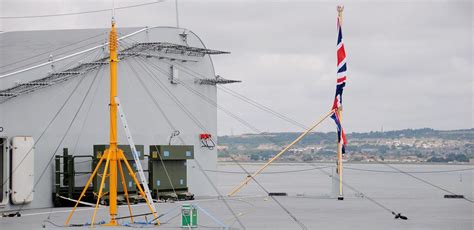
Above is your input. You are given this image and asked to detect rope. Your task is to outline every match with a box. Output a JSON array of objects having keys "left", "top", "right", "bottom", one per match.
[
  {"left": 1, "top": 48, "right": 103, "bottom": 188},
  {"left": 156, "top": 58, "right": 309, "bottom": 130},
  {"left": 0, "top": 32, "right": 107, "bottom": 74},
  {"left": 70, "top": 58, "right": 105, "bottom": 156},
  {"left": 369, "top": 157, "right": 474, "bottom": 203},
  {"left": 55, "top": 195, "right": 104, "bottom": 207},
  {"left": 228, "top": 155, "right": 308, "bottom": 230},
  {"left": 134, "top": 56, "right": 308, "bottom": 229},
  {"left": 131, "top": 45, "right": 472, "bottom": 205},
  {"left": 42, "top": 50, "right": 104, "bottom": 220},
  {"left": 136, "top": 55, "right": 408, "bottom": 221},
  {"left": 125, "top": 59, "right": 181, "bottom": 201},
  {"left": 37, "top": 64, "right": 104, "bottom": 219},
  {"left": 0, "top": 0, "right": 167, "bottom": 19},
  {"left": 125, "top": 57, "right": 246, "bottom": 229},
  {"left": 204, "top": 166, "right": 332, "bottom": 174},
  {"left": 314, "top": 165, "right": 408, "bottom": 220},
  {"left": 134, "top": 57, "right": 242, "bottom": 229}
]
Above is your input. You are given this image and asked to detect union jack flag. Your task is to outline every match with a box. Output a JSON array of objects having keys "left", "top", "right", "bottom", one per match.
[{"left": 331, "top": 16, "right": 347, "bottom": 154}]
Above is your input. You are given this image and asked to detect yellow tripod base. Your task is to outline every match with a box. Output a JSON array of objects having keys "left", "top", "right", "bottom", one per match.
[{"left": 65, "top": 148, "right": 160, "bottom": 227}]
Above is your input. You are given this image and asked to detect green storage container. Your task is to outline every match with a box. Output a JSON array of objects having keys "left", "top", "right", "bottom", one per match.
[
  {"left": 149, "top": 145, "right": 194, "bottom": 198},
  {"left": 181, "top": 204, "right": 197, "bottom": 228}
]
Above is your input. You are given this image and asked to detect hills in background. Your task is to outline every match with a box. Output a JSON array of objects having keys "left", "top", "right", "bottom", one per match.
[{"left": 217, "top": 128, "right": 473, "bottom": 163}]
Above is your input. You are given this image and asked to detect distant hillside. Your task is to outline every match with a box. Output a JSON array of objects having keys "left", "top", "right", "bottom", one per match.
[
  {"left": 218, "top": 128, "right": 473, "bottom": 148},
  {"left": 217, "top": 128, "right": 473, "bottom": 162}
]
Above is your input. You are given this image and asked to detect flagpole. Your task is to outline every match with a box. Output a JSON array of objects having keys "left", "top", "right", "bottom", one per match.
[{"left": 336, "top": 5, "right": 344, "bottom": 201}]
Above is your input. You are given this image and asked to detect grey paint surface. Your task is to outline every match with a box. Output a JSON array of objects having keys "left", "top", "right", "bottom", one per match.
[{"left": 0, "top": 26, "right": 221, "bottom": 210}]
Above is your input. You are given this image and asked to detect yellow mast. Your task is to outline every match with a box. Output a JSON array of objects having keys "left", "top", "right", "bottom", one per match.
[
  {"left": 65, "top": 19, "right": 159, "bottom": 227},
  {"left": 104, "top": 19, "right": 120, "bottom": 226},
  {"left": 336, "top": 5, "right": 344, "bottom": 201}
]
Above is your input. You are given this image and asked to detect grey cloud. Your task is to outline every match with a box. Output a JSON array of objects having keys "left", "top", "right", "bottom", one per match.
[{"left": 1, "top": 0, "right": 472, "bottom": 134}]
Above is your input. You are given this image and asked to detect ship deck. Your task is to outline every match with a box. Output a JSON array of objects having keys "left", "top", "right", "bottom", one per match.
[
  {"left": 1, "top": 194, "right": 472, "bottom": 229},
  {"left": 1, "top": 163, "right": 473, "bottom": 229}
]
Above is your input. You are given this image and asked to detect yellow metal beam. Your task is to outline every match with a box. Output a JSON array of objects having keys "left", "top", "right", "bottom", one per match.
[
  {"left": 227, "top": 109, "right": 335, "bottom": 197},
  {"left": 120, "top": 152, "right": 160, "bottom": 225},
  {"left": 91, "top": 151, "right": 111, "bottom": 227},
  {"left": 65, "top": 155, "right": 106, "bottom": 225},
  {"left": 118, "top": 157, "right": 134, "bottom": 223}
]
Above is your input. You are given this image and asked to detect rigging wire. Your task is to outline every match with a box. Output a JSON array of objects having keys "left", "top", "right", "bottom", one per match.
[
  {"left": 15, "top": 56, "right": 104, "bottom": 216},
  {"left": 151, "top": 56, "right": 309, "bottom": 130},
  {"left": 205, "top": 166, "right": 473, "bottom": 174},
  {"left": 44, "top": 68, "right": 104, "bottom": 221},
  {"left": 134, "top": 56, "right": 309, "bottom": 229},
  {"left": 134, "top": 56, "right": 266, "bottom": 135},
  {"left": 368, "top": 157, "right": 473, "bottom": 203},
  {"left": 204, "top": 166, "right": 332, "bottom": 174},
  {"left": 175, "top": 63, "right": 471, "bottom": 206},
  {"left": 0, "top": 32, "right": 106, "bottom": 72},
  {"left": 123, "top": 42, "right": 473, "bottom": 205},
  {"left": 0, "top": 0, "right": 167, "bottom": 19},
  {"left": 70, "top": 57, "right": 106, "bottom": 156},
  {"left": 228, "top": 155, "right": 308, "bottom": 230},
  {"left": 129, "top": 53, "right": 412, "bottom": 220},
  {"left": 127, "top": 57, "right": 246, "bottom": 229},
  {"left": 123, "top": 57, "right": 196, "bottom": 226},
  {"left": 133, "top": 57, "right": 244, "bottom": 229},
  {"left": 1, "top": 49, "right": 103, "bottom": 188},
  {"left": 314, "top": 165, "right": 407, "bottom": 220},
  {"left": 125, "top": 59, "right": 182, "bottom": 202}
]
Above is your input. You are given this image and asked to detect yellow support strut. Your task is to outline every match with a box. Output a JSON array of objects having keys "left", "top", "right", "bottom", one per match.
[{"left": 228, "top": 109, "right": 335, "bottom": 197}]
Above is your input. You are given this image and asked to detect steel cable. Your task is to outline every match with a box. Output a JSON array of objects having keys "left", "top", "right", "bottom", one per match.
[
  {"left": 126, "top": 57, "right": 246, "bottom": 229},
  {"left": 1, "top": 49, "right": 103, "bottom": 187},
  {"left": 135, "top": 56, "right": 309, "bottom": 229}
]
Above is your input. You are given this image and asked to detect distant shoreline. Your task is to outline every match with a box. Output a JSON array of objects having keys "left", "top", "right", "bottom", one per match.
[{"left": 217, "top": 161, "right": 473, "bottom": 166}]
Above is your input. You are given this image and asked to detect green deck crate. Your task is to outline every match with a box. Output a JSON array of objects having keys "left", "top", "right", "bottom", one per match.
[{"left": 149, "top": 145, "right": 194, "bottom": 198}]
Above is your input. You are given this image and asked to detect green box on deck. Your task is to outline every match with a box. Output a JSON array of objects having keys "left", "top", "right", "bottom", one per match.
[
  {"left": 181, "top": 204, "right": 198, "bottom": 228},
  {"left": 148, "top": 145, "right": 194, "bottom": 198}
]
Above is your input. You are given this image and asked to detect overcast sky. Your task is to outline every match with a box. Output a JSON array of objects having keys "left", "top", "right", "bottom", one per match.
[{"left": 1, "top": 0, "right": 472, "bottom": 135}]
